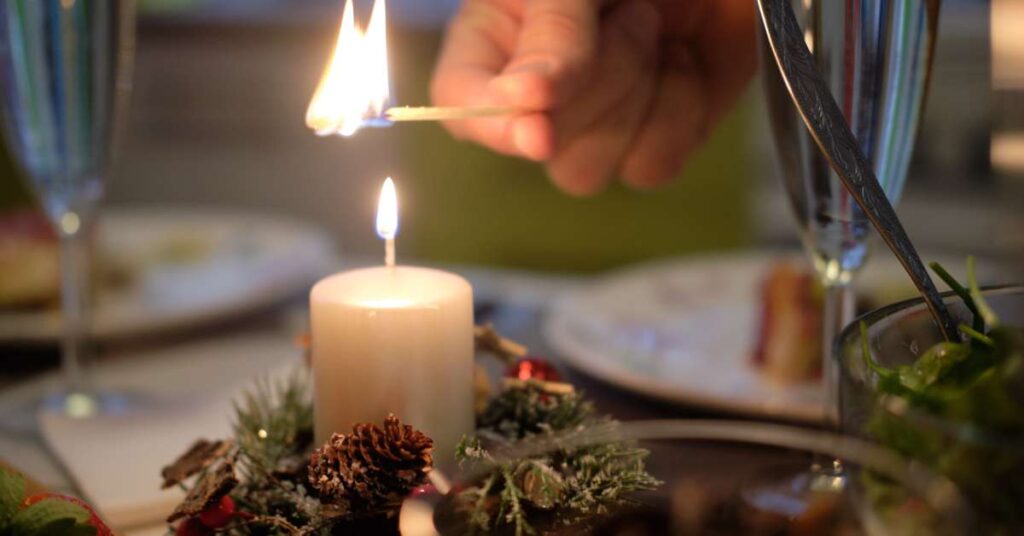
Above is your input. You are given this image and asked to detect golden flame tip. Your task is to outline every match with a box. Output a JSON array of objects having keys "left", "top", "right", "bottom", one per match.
[
  {"left": 305, "top": 0, "right": 390, "bottom": 137},
  {"left": 376, "top": 177, "right": 398, "bottom": 240}
]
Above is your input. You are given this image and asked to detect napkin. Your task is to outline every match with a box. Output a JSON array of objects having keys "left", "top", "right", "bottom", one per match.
[{"left": 38, "top": 332, "right": 301, "bottom": 531}]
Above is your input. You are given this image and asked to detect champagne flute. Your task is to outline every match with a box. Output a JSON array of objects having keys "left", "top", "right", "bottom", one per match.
[
  {"left": 0, "top": 0, "right": 135, "bottom": 417},
  {"left": 757, "top": 0, "right": 940, "bottom": 499}
]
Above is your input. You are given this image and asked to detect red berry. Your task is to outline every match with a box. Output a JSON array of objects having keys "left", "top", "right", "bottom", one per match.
[
  {"left": 176, "top": 517, "right": 209, "bottom": 536},
  {"left": 22, "top": 493, "right": 112, "bottom": 536},
  {"left": 410, "top": 484, "right": 436, "bottom": 498},
  {"left": 506, "top": 357, "right": 561, "bottom": 383},
  {"left": 198, "top": 495, "right": 236, "bottom": 529}
]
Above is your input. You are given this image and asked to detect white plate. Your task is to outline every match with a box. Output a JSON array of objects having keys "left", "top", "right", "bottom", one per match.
[
  {"left": 0, "top": 208, "right": 337, "bottom": 342},
  {"left": 544, "top": 250, "right": 1013, "bottom": 423}
]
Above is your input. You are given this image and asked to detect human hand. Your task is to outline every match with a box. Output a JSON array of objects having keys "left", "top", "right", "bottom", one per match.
[{"left": 431, "top": 0, "right": 756, "bottom": 195}]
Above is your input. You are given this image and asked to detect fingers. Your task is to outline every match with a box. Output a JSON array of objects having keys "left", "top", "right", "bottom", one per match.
[
  {"left": 545, "top": 1, "right": 661, "bottom": 195},
  {"left": 692, "top": 0, "right": 757, "bottom": 124},
  {"left": 620, "top": 48, "right": 708, "bottom": 188},
  {"left": 432, "top": 0, "right": 609, "bottom": 160},
  {"left": 652, "top": 0, "right": 755, "bottom": 126},
  {"left": 431, "top": 0, "right": 523, "bottom": 155},
  {"left": 546, "top": 84, "right": 653, "bottom": 195},
  {"left": 432, "top": 62, "right": 551, "bottom": 159},
  {"left": 492, "top": 0, "right": 609, "bottom": 110},
  {"left": 486, "top": 0, "right": 611, "bottom": 161},
  {"left": 617, "top": 0, "right": 755, "bottom": 188},
  {"left": 431, "top": 0, "right": 757, "bottom": 190}
]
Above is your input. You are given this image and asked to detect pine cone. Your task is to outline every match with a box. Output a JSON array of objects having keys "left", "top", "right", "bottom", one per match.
[{"left": 309, "top": 414, "right": 433, "bottom": 517}]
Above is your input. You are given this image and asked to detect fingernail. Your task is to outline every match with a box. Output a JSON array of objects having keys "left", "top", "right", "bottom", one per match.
[
  {"left": 513, "top": 118, "right": 551, "bottom": 161},
  {"left": 513, "top": 121, "right": 536, "bottom": 159},
  {"left": 489, "top": 73, "right": 530, "bottom": 104},
  {"left": 490, "top": 73, "right": 519, "bottom": 94},
  {"left": 491, "top": 59, "right": 553, "bottom": 100}
]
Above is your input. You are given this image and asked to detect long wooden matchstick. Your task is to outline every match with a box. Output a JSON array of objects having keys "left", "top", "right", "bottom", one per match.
[{"left": 384, "top": 106, "right": 519, "bottom": 122}]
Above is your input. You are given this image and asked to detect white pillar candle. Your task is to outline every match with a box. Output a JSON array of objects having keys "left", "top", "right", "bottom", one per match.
[{"left": 310, "top": 178, "right": 474, "bottom": 464}]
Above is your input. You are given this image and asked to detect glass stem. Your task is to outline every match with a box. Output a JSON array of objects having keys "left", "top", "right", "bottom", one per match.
[
  {"left": 821, "top": 281, "right": 854, "bottom": 432},
  {"left": 58, "top": 226, "right": 93, "bottom": 399},
  {"left": 812, "top": 280, "right": 854, "bottom": 480}
]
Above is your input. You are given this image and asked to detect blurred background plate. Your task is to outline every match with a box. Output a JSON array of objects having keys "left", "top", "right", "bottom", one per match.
[
  {"left": 543, "top": 250, "right": 1015, "bottom": 423},
  {"left": 0, "top": 208, "right": 336, "bottom": 343}
]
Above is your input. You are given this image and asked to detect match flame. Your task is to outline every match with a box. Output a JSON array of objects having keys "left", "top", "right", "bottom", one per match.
[
  {"left": 306, "top": 0, "right": 390, "bottom": 137},
  {"left": 376, "top": 177, "right": 398, "bottom": 240}
]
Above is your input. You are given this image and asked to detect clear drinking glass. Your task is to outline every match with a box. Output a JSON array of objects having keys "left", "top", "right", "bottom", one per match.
[
  {"left": 759, "top": 0, "right": 941, "bottom": 487},
  {"left": 0, "top": 1, "right": 136, "bottom": 417},
  {"left": 837, "top": 286, "right": 1024, "bottom": 533}
]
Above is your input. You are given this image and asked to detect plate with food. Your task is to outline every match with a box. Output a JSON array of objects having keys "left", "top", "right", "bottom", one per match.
[
  {"left": 0, "top": 208, "right": 337, "bottom": 343},
  {"left": 542, "top": 250, "right": 1013, "bottom": 423}
]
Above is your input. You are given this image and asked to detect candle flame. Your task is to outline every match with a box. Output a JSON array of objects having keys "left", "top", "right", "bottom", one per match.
[
  {"left": 306, "top": 0, "right": 390, "bottom": 137},
  {"left": 376, "top": 177, "right": 398, "bottom": 240}
]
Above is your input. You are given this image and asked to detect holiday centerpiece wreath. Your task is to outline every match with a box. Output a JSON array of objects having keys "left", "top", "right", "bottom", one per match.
[{"left": 161, "top": 325, "right": 660, "bottom": 535}]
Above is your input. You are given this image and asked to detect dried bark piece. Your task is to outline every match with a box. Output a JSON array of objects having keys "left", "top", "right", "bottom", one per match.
[
  {"left": 161, "top": 439, "right": 233, "bottom": 489},
  {"left": 166, "top": 461, "right": 238, "bottom": 523}
]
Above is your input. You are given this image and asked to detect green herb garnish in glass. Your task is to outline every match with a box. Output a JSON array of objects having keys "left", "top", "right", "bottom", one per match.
[{"left": 860, "top": 258, "right": 1024, "bottom": 528}]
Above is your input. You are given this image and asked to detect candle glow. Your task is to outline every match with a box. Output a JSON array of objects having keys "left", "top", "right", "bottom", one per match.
[
  {"left": 376, "top": 177, "right": 398, "bottom": 241},
  {"left": 305, "top": 0, "right": 390, "bottom": 137},
  {"left": 376, "top": 177, "right": 398, "bottom": 267}
]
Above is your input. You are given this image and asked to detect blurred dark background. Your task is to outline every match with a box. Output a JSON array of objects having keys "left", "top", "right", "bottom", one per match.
[{"left": 0, "top": 0, "right": 1020, "bottom": 273}]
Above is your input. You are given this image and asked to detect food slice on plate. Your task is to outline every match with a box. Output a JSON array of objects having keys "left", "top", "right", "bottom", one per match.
[
  {"left": 752, "top": 262, "right": 823, "bottom": 385},
  {"left": 0, "top": 210, "right": 59, "bottom": 309}
]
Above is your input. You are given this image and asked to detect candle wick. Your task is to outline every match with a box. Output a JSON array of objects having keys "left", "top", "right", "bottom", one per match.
[{"left": 385, "top": 238, "right": 396, "bottom": 268}]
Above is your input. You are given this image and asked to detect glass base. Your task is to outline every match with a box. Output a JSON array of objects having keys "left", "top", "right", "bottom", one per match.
[
  {"left": 742, "top": 461, "right": 846, "bottom": 518},
  {"left": 41, "top": 390, "right": 139, "bottom": 418}
]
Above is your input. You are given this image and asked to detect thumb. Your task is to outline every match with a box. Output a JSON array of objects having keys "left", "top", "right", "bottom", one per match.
[{"left": 491, "top": 0, "right": 608, "bottom": 111}]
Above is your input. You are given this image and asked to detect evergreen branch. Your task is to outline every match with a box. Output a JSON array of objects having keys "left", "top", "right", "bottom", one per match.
[
  {"left": 466, "top": 473, "right": 498, "bottom": 535},
  {"left": 499, "top": 467, "right": 533, "bottom": 536},
  {"left": 231, "top": 370, "right": 314, "bottom": 484},
  {"left": 455, "top": 381, "right": 661, "bottom": 534},
  {"left": 169, "top": 369, "right": 661, "bottom": 534}
]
